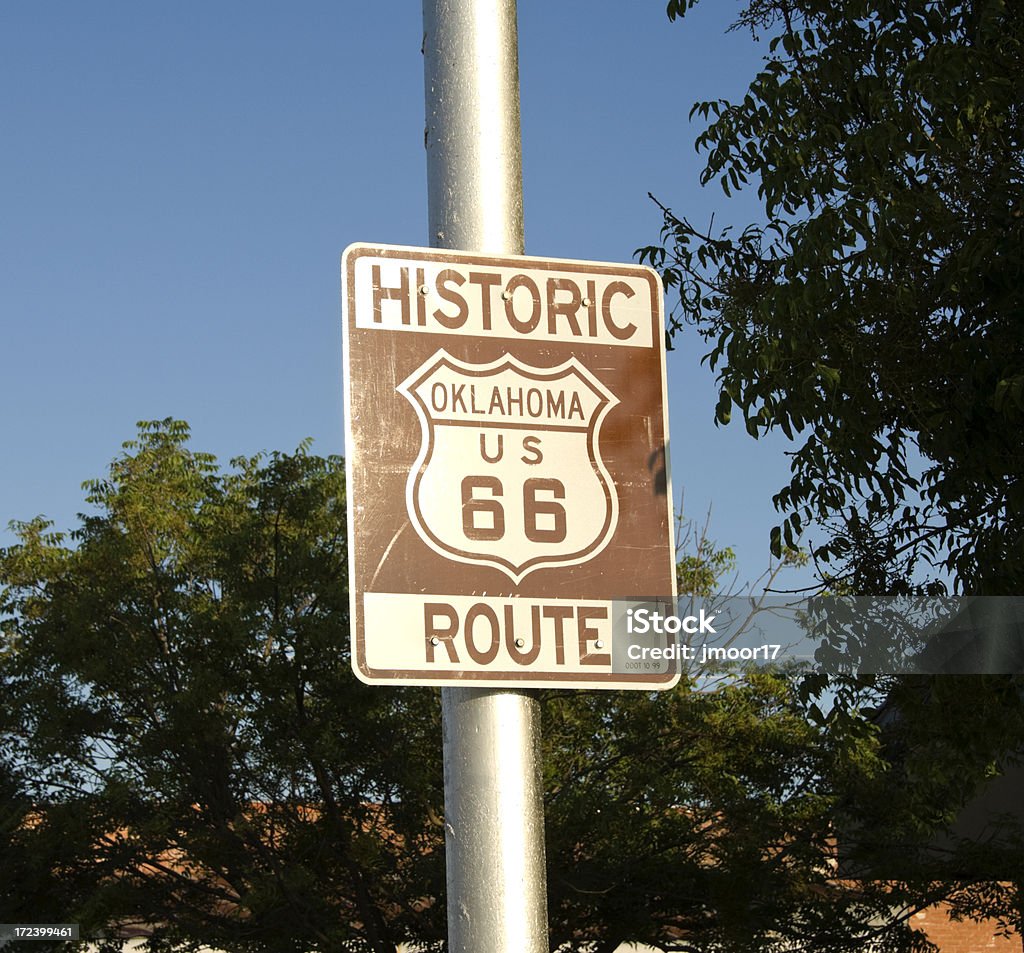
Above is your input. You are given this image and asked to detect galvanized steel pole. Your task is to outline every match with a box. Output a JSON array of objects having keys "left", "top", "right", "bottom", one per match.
[
  {"left": 423, "top": 0, "right": 524, "bottom": 255},
  {"left": 438, "top": 688, "right": 548, "bottom": 952},
  {"left": 422, "top": 3, "right": 549, "bottom": 952}
]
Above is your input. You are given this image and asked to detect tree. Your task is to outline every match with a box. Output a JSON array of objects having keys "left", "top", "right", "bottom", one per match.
[
  {"left": 542, "top": 666, "right": 1024, "bottom": 953},
  {"left": 3, "top": 422, "right": 1019, "bottom": 953},
  {"left": 539, "top": 523, "right": 1012, "bottom": 953},
  {"left": 640, "top": 0, "right": 1024, "bottom": 595},
  {"left": 542, "top": 677, "right": 891, "bottom": 953},
  {"left": 0, "top": 420, "right": 446, "bottom": 953},
  {"left": 638, "top": 3, "right": 1024, "bottom": 943}
]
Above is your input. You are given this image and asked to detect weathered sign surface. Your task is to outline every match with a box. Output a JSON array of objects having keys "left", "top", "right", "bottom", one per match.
[{"left": 342, "top": 243, "right": 676, "bottom": 688}]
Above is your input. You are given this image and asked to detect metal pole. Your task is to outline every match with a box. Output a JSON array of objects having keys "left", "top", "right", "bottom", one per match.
[
  {"left": 439, "top": 688, "right": 548, "bottom": 952},
  {"left": 422, "top": 4, "right": 549, "bottom": 953},
  {"left": 423, "top": 0, "right": 524, "bottom": 255}
]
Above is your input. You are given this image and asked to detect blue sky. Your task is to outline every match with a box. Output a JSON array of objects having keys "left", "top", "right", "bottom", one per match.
[{"left": 1, "top": 1, "right": 814, "bottom": 592}]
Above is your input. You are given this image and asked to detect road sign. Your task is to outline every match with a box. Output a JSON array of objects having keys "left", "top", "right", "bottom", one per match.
[{"left": 342, "top": 243, "right": 677, "bottom": 688}]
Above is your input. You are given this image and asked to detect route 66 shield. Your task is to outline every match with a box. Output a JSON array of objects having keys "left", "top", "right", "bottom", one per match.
[{"left": 398, "top": 350, "right": 620, "bottom": 584}]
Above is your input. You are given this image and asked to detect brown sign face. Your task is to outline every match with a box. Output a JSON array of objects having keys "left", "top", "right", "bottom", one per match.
[{"left": 342, "top": 243, "right": 677, "bottom": 688}]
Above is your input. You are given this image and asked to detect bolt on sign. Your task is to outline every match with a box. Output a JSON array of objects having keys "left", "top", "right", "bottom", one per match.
[{"left": 342, "top": 243, "right": 677, "bottom": 689}]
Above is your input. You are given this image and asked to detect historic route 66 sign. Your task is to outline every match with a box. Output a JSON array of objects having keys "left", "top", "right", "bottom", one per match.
[{"left": 342, "top": 244, "right": 676, "bottom": 689}]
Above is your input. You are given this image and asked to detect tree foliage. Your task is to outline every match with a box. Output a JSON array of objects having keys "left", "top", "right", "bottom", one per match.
[
  {"left": 0, "top": 421, "right": 446, "bottom": 953},
  {"left": 543, "top": 677, "right": 896, "bottom": 953},
  {"left": 641, "top": 0, "right": 1024, "bottom": 594},
  {"left": 638, "top": 3, "right": 1024, "bottom": 943},
  {"left": 2, "top": 422, "right": 1020, "bottom": 953},
  {"left": 543, "top": 666, "right": 1024, "bottom": 953}
]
